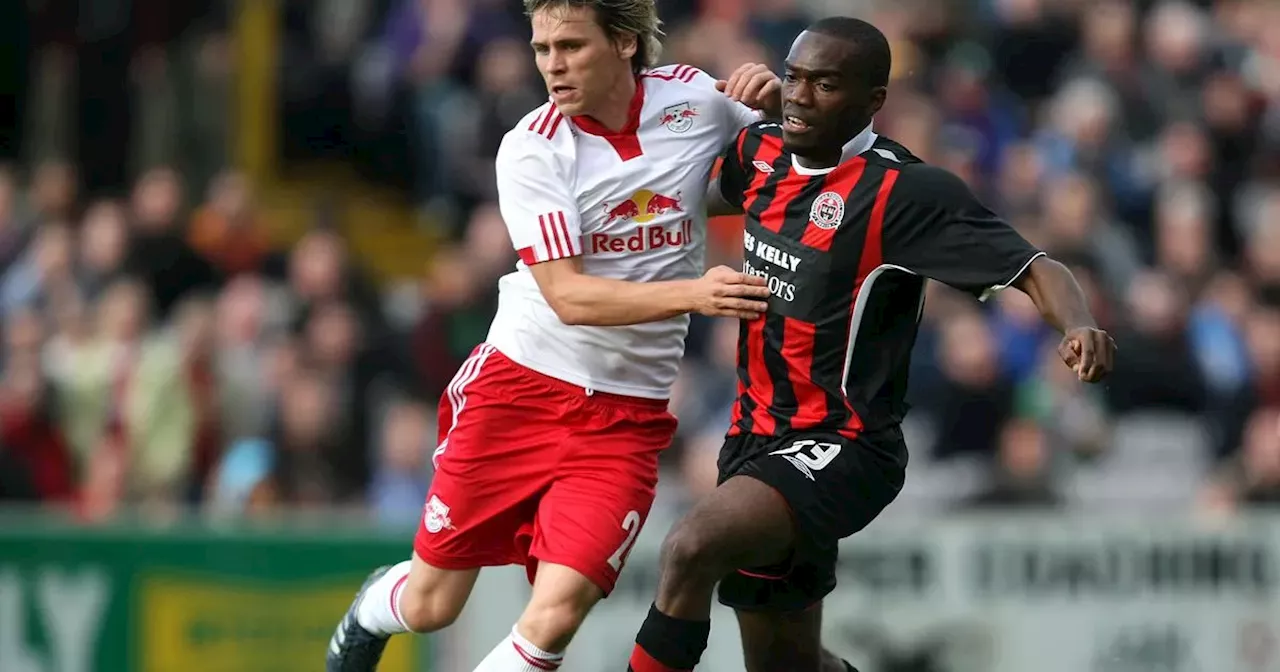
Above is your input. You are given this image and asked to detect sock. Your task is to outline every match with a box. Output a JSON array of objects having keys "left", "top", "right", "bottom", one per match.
[
  {"left": 355, "top": 560, "right": 413, "bottom": 636},
  {"left": 628, "top": 603, "right": 711, "bottom": 672},
  {"left": 472, "top": 625, "right": 564, "bottom": 671}
]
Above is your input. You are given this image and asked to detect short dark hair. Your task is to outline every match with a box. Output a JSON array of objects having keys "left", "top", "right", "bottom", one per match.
[{"left": 807, "top": 17, "right": 892, "bottom": 88}]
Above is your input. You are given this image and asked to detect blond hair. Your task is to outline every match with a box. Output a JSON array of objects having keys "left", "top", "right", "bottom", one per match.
[{"left": 524, "top": 0, "right": 664, "bottom": 74}]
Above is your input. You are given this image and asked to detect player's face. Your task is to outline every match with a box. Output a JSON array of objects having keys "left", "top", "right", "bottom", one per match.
[
  {"left": 781, "top": 31, "right": 885, "bottom": 160},
  {"left": 530, "top": 6, "right": 637, "bottom": 118}
]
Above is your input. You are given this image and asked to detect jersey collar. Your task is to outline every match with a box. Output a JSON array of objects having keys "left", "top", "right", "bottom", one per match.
[
  {"left": 570, "top": 77, "right": 646, "bottom": 138},
  {"left": 791, "top": 122, "right": 878, "bottom": 176}
]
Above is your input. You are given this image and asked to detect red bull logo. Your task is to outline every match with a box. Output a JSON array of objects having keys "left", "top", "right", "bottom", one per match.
[
  {"left": 591, "top": 220, "right": 694, "bottom": 254},
  {"left": 646, "top": 191, "right": 683, "bottom": 216},
  {"left": 601, "top": 189, "right": 684, "bottom": 225},
  {"left": 603, "top": 198, "right": 641, "bottom": 225}
]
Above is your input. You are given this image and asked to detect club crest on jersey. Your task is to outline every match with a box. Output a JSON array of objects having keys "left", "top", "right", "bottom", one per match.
[
  {"left": 423, "top": 495, "right": 454, "bottom": 533},
  {"left": 660, "top": 102, "right": 698, "bottom": 133},
  {"left": 809, "top": 191, "right": 845, "bottom": 230}
]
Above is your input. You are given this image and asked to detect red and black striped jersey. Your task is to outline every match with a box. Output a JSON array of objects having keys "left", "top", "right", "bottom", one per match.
[{"left": 719, "top": 121, "right": 1045, "bottom": 439}]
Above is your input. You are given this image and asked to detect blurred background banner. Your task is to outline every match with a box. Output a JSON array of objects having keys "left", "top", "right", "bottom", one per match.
[
  {"left": 0, "top": 0, "right": 1277, "bottom": 670},
  {"left": 0, "top": 514, "right": 429, "bottom": 671},
  {"left": 451, "top": 508, "right": 1280, "bottom": 672},
  {"left": 4, "top": 510, "right": 1276, "bottom": 672}
]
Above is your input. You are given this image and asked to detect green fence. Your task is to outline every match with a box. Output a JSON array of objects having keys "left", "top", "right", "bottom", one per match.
[{"left": 0, "top": 514, "right": 429, "bottom": 672}]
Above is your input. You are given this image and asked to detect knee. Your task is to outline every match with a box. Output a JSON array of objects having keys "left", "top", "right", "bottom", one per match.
[
  {"left": 659, "top": 521, "right": 731, "bottom": 582},
  {"left": 397, "top": 585, "right": 464, "bottom": 633},
  {"left": 517, "top": 600, "right": 591, "bottom": 652}
]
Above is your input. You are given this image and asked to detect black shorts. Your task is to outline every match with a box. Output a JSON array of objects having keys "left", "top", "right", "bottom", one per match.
[{"left": 715, "top": 428, "right": 907, "bottom": 612}]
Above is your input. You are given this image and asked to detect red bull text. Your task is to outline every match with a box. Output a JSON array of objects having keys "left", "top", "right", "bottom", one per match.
[{"left": 591, "top": 220, "right": 694, "bottom": 254}]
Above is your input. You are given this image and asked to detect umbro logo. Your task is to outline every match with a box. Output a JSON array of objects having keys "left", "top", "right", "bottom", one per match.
[{"left": 752, "top": 160, "right": 774, "bottom": 173}]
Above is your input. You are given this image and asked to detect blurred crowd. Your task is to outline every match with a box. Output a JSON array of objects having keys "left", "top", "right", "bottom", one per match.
[
  {"left": 0, "top": 163, "right": 432, "bottom": 522},
  {"left": 0, "top": 0, "right": 1278, "bottom": 522}
]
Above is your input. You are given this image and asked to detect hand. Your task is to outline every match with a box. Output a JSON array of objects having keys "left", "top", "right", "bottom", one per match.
[
  {"left": 716, "top": 63, "right": 782, "bottom": 118},
  {"left": 1058, "top": 326, "right": 1115, "bottom": 383},
  {"left": 689, "top": 266, "right": 771, "bottom": 320}
]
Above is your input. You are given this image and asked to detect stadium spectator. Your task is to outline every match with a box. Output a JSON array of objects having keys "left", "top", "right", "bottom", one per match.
[
  {"left": 187, "top": 170, "right": 274, "bottom": 277},
  {"left": 0, "top": 0, "right": 1276, "bottom": 524}
]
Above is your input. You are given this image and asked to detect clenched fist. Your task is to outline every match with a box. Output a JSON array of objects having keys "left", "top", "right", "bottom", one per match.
[{"left": 1059, "top": 326, "right": 1116, "bottom": 382}]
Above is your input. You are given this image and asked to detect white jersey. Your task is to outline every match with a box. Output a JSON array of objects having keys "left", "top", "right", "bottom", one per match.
[{"left": 486, "top": 64, "right": 761, "bottom": 399}]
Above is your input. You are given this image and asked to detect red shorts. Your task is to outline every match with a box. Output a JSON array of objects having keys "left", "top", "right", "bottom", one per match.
[{"left": 413, "top": 344, "right": 677, "bottom": 594}]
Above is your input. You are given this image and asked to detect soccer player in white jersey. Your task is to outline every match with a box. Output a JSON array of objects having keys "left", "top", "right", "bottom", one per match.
[{"left": 326, "top": 1, "right": 781, "bottom": 671}]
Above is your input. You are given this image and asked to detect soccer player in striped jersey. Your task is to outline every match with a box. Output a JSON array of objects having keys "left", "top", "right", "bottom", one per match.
[
  {"left": 628, "top": 17, "right": 1115, "bottom": 672},
  {"left": 326, "top": 1, "right": 783, "bottom": 671}
]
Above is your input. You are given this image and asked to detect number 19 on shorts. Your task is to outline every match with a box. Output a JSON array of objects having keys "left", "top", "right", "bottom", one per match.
[{"left": 769, "top": 439, "right": 842, "bottom": 481}]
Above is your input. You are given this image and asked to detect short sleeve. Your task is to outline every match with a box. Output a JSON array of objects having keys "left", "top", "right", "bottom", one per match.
[
  {"left": 727, "top": 99, "right": 764, "bottom": 131},
  {"left": 679, "top": 66, "right": 764, "bottom": 142},
  {"left": 494, "top": 132, "right": 584, "bottom": 266},
  {"left": 717, "top": 127, "right": 752, "bottom": 210},
  {"left": 881, "top": 165, "right": 1044, "bottom": 300}
]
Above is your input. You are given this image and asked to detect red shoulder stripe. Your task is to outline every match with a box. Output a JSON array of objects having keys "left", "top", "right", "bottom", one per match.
[
  {"left": 528, "top": 104, "right": 552, "bottom": 132},
  {"left": 640, "top": 64, "right": 703, "bottom": 83},
  {"left": 528, "top": 104, "right": 564, "bottom": 139}
]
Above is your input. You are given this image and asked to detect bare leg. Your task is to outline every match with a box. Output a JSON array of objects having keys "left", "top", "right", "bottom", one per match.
[
  {"left": 397, "top": 552, "right": 481, "bottom": 632},
  {"left": 655, "top": 476, "right": 796, "bottom": 618},
  {"left": 736, "top": 603, "right": 850, "bottom": 672},
  {"left": 471, "top": 561, "right": 606, "bottom": 671},
  {"left": 628, "top": 476, "right": 796, "bottom": 671},
  {"left": 327, "top": 552, "right": 479, "bottom": 671}
]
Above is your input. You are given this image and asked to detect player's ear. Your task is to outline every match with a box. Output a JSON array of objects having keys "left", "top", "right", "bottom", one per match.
[
  {"left": 613, "top": 31, "right": 638, "bottom": 61},
  {"left": 868, "top": 86, "right": 887, "bottom": 116}
]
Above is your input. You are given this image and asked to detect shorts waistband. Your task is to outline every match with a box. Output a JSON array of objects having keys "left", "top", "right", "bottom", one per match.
[{"left": 491, "top": 347, "right": 670, "bottom": 409}]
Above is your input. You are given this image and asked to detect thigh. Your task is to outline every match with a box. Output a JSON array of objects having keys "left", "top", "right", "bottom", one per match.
[
  {"left": 415, "top": 346, "right": 569, "bottom": 568},
  {"left": 738, "top": 430, "right": 904, "bottom": 547},
  {"left": 735, "top": 603, "right": 831, "bottom": 672},
  {"left": 529, "top": 400, "right": 675, "bottom": 594},
  {"left": 718, "top": 430, "right": 906, "bottom": 610}
]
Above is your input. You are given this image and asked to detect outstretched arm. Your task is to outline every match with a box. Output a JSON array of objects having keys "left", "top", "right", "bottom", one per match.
[
  {"left": 497, "top": 131, "right": 768, "bottom": 327},
  {"left": 529, "top": 258, "right": 768, "bottom": 326},
  {"left": 1014, "top": 257, "right": 1115, "bottom": 381},
  {"left": 1013, "top": 256, "right": 1095, "bottom": 333},
  {"left": 880, "top": 164, "right": 1115, "bottom": 382}
]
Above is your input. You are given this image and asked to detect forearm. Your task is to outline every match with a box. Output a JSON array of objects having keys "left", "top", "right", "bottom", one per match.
[
  {"left": 1015, "top": 257, "right": 1097, "bottom": 333},
  {"left": 548, "top": 274, "right": 696, "bottom": 326}
]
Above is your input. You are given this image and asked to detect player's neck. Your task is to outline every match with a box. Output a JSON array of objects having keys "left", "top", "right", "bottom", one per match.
[
  {"left": 792, "top": 150, "right": 842, "bottom": 170},
  {"left": 580, "top": 74, "right": 638, "bottom": 132},
  {"left": 792, "top": 119, "right": 876, "bottom": 171}
]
